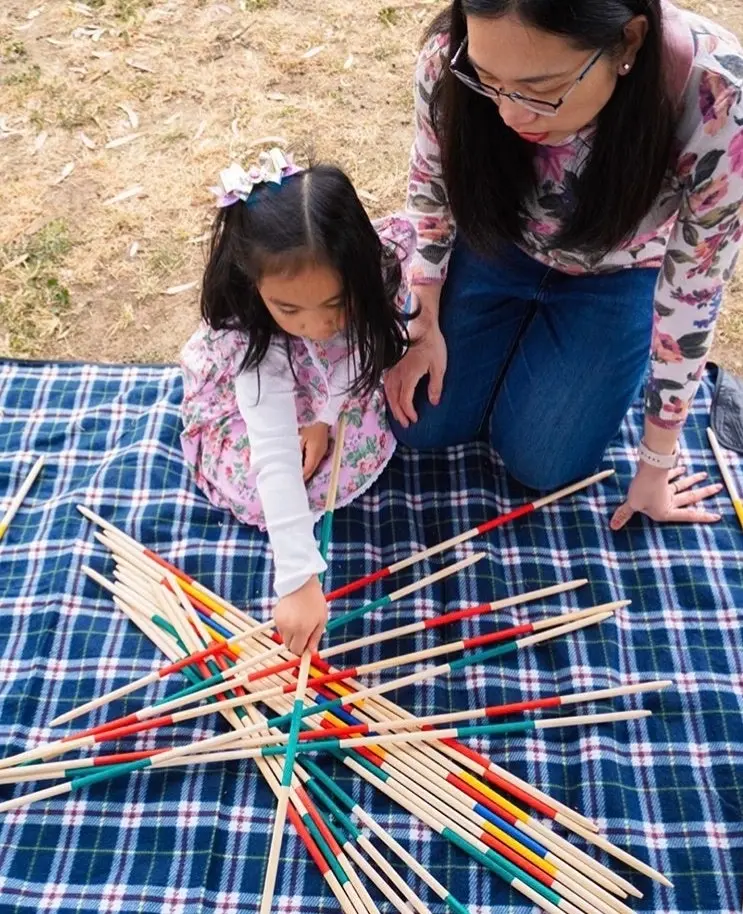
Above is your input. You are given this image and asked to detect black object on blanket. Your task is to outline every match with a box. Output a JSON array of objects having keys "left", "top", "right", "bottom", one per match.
[{"left": 709, "top": 361, "right": 743, "bottom": 454}]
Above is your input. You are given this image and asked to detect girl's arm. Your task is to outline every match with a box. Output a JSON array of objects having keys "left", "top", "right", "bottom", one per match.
[{"left": 234, "top": 354, "right": 327, "bottom": 600}]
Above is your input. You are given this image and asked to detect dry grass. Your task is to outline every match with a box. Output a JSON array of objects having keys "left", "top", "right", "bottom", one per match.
[{"left": 0, "top": 0, "right": 741, "bottom": 371}]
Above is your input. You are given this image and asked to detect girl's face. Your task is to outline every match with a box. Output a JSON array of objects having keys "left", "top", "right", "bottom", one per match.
[
  {"left": 464, "top": 13, "right": 646, "bottom": 145},
  {"left": 258, "top": 261, "right": 346, "bottom": 342}
]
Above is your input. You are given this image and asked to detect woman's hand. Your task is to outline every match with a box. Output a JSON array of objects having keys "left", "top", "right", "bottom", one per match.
[
  {"left": 300, "top": 422, "right": 329, "bottom": 481},
  {"left": 385, "top": 287, "right": 447, "bottom": 428},
  {"left": 610, "top": 462, "right": 723, "bottom": 530},
  {"left": 273, "top": 575, "right": 328, "bottom": 655}
]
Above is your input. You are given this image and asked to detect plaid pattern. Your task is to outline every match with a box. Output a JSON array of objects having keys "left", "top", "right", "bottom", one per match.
[{"left": 0, "top": 357, "right": 741, "bottom": 914}]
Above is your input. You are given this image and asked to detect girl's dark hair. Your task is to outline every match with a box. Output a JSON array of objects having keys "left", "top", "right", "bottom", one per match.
[
  {"left": 201, "top": 165, "right": 407, "bottom": 397},
  {"left": 426, "top": 0, "right": 677, "bottom": 254}
]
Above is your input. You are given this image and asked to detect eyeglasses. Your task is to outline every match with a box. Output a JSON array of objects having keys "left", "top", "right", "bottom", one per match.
[{"left": 450, "top": 38, "right": 604, "bottom": 117}]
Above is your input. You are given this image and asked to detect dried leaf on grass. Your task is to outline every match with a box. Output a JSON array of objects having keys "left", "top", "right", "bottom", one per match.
[
  {"left": 164, "top": 281, "right": 197, "bottom": 295},
  {"left": 105, "top": 133, "right": 143, "bottom": 149},
  {"left": 117, "top": 103, "right": 140, "bottom": 129},
  {"left": 32, "top": 132, "right": 49, "bottom": 155},
  {"left": 54, "top": 162, "right": 76, "bottom": 184},
  {"left": 102, "top": 185, "right": 144, "bottom": 206},
  {"left": 126, "top": 59, "right": 155, "bottom": 73}
]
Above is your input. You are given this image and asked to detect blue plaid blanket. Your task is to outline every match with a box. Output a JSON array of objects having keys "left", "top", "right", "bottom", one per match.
[{"left": 0, "top": 358, "right": 741, "bottom": 914}]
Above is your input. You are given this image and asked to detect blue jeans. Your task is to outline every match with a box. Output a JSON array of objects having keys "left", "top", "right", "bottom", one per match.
[{"left": 389, "top": 241, "right": 659, "bottom": 490}]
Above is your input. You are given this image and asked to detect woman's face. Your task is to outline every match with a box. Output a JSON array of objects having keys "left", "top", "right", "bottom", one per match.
[{"left": 465, "top": 13, "right": 646, "bottom": 144}]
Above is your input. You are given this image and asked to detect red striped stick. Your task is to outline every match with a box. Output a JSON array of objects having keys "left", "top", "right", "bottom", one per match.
[
  {"left": 52, "top": 597, "right": 612, "bottom": 748},
  {"left": 241, "top": 602, "right": 622, "bottom": 688},
  {"left": 233, "top": 579, "right": 588, "bottom": 682},
  {"left": 325, "top": 470, "right": 613, "bottom": 602}
]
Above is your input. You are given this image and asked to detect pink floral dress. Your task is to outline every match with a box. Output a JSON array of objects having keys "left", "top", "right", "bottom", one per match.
[{"left": 180, "top": 214, "right": 415, "bottom": 529}]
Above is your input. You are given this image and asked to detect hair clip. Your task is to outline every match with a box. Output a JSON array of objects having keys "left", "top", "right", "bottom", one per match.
[{"left": 211, "top": 148, "right": 303, "bottom": 208}]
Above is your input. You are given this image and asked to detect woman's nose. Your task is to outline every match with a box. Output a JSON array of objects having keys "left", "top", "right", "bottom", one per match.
[{"left": 497, "top": 97, "right": 539, "bottom": 130}]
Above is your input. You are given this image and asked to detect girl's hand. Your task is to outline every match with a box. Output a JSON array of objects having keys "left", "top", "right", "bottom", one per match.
[
  {"left": 273, "top": 575, "right": 328, "bottom": 655},
  {"left": 300, "top": 422, "right": 329, "bottom": 481},
  {"left": 610, "top": 463, "right": 723, "bottom": 530},
  {"left": 385, "top": 316, "right": 447, "bottom": 429}
]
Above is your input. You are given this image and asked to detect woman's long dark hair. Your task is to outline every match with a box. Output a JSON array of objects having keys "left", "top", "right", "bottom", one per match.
[
  {"left": 427, "top": 0, "right": 677, "bottom": 254},
  {"left": 201, "top": 165, "right": 407, "bottom": 397}
]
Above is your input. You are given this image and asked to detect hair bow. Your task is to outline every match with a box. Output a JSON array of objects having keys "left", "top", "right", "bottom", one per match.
[{"left": 211, "top": 148, "right": 302, "bottom": 208}]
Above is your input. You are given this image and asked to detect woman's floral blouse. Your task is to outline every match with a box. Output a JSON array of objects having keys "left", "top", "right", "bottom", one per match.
[{"left": 407, "top": 2, "right": 743, "bottom": 429}]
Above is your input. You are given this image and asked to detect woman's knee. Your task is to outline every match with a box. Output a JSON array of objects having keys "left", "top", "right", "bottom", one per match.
[
  {"left": 386, "top": 407, "right": 475, "bottom": 451},
  {"left": 495, "top": 431, "right": 608, "bottom": 492}
]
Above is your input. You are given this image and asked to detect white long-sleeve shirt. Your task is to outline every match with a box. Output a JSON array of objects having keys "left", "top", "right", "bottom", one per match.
[{"left": 234, "top": 340, "right": 351, "bottom": 598}]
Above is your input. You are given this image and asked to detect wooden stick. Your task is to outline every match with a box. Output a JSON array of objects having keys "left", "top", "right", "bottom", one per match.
[
  {"left": 150, "top": 596, "right": 644, "bottom": 908},
  {"left": 326, "top": 577, "right": 588, "bottom": 653},
  {"left": 243, "top": 675, "right": 635, "bottom": 906},
  {"left": 48, "top": 627, "right": 260, "bottom": 728},
  {"left": 195, "top": 596, "right": 658, "bottom": 899},
  {"left": 0, "top": 455, "right": 45, "bottom": 541},
  {"left": 707, "top": 427, "right": 743, "bottom": 530},
  {"left": 248, "top": 602, "right": 624, "bottom": 688},
  {"left": 305, "top": 690, "right": 637, "bottom": 903},
  {"left": 261, "top": 414, "right": 347, "bottom": 914},
  {"left": 78, "top": 505, "right": 266, "bottom": 631},
  {"left": 326, "top": 551, "right": 485, "bottom": 632},
  {"left": 325, "top": 470, "right": 614, "bottom": 602},
  {"left": 320, "top": 720, "right": 629, "bottom": 914},
  {"left": 301, "top": 758, "right": 464, "bottom": 914},
  {"left": 193, "top": 604, "right": 639, "bottom": 894},
  {"left": 155, "top": 575, "right": 584, "bottom": 698},
  {"left": 299, "top": 679, "right": 673, "bottom": 736},
  {"left": 71, "top": 528, "right": 664, "bottom": 904},
  {"left": 144, "top": 589, "right": 366, "bottom": 914},
  {"left": 70, "top": 556, "right": 493, "bottom": 738},
  {"left": 51, "top": 608, "right": 620, "bottom": 749},
  {"left": 260, "top": 651, "right": 312, "bottom": 914},
  {"left": 319, "top": 414, "right": 347, "bottom": 560},
  {"left": 113, "top": 588, "right": 366, "bottom": 914},
  {"left": 0, "top": 610, "right": 615, "bottom": 782}
]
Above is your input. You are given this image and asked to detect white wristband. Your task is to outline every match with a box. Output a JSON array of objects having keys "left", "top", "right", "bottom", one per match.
[{"left": 638, "top": 439, "right": 679, "bottom": 470}]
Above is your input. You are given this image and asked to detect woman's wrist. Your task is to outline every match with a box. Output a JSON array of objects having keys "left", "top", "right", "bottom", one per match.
[
  {"left": 642, "top": 419, "right": 681, "bottom": 456},
  {"left": 410, "top": 283, "right": 442, "bottom": 325}
]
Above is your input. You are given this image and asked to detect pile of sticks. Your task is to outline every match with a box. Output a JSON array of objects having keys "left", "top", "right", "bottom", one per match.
[{"left": 0, "top": 493, "right": 672, "bottom": 914}]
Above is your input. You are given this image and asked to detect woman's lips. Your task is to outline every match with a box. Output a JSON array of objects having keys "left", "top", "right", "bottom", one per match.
[{"left": 517, "top": 131, "right": 550, "bottom": 142}]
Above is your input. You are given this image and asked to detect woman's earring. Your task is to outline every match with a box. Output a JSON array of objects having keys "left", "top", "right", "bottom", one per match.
[{"left": 622, "top": 63, "right": 631, "bottom": 72}]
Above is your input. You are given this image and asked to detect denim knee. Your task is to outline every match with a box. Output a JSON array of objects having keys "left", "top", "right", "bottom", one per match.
[
  {"left": 386, "top": 408, "right": 475, "bottom": 451},
  {"left": 496, "top": 437, "right": 606, "bottom": 492}
]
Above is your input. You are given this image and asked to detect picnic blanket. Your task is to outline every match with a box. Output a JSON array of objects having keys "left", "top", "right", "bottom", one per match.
[{"left": 0, "top": 357, "right": 741, "bottom": 914}]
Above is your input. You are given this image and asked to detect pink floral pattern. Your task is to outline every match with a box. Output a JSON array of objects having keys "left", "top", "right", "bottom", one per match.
[
  {"left": 180, "top": 214, "right": 415, "bottom": 528},
  {"left": 407, "top": 7, "right": 743, "bottom": 430}
]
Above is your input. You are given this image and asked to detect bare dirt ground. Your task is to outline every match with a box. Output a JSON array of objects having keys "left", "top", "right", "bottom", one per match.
[{"left": 1, "top": 0, "right": 741, "bottom": 370}]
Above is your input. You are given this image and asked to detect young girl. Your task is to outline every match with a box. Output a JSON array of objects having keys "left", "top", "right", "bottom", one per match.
[{"left": 180, "top": 150, "right": 415, "bottom": 655}]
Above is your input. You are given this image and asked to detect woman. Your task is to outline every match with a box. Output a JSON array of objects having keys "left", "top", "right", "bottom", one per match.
[{"left": 385, "top": 0, "right": 743, "bottom": 529}]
